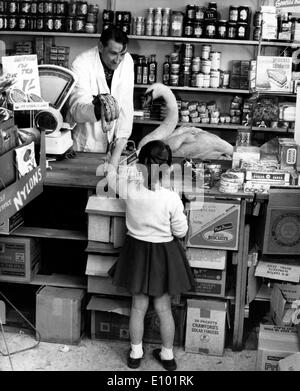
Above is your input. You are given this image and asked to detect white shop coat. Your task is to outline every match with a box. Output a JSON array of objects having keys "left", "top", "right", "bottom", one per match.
[{"left": 68, "top": 46, "right": 134, "bottom": 152}]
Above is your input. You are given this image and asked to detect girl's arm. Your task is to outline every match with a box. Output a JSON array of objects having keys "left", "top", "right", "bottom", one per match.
[
  {"left": 170, "top": 193, "right": 188, "bottom": 238},
  {"left": 106, "top": 137, "right": 128, "bottom": 198}
]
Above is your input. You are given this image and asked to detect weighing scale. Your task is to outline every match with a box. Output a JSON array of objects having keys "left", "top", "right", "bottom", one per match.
[{"left": 34, "top": 65, "right": 78, "bottom": 155}]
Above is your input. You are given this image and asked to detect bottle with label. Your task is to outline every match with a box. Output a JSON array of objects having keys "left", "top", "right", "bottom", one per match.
[
  {"left": 163, "top": 55, "right": 170, "bottom": 85},
  {"left": 142, "top": 57, "right": 149, "bottom": 85},
  {"left": 162, "top": 7, "right": 171, "bottom": 36},
  {"left": 145, "top": 8, "right": 154, "bottom": 36},
  {"left": 136, "top": 56, "right": 144, "bottom": 84},
  {"left": 148, "top": 54, "right": 157, "bottom": 84},
  {"left": 153, "top": 7, "right": 162, "bottom": 36}
]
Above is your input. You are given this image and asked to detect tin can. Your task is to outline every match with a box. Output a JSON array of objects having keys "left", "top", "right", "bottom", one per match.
[
  {"left": 217, "top": 20, "right": 227, "bottom": 38},
  {"left": 56, "top": 2, "right": 67, "bottom": 16},
  {"left": 0, "top": 1, "right": 5, "bottom": 13},
  {"left": 135, "top": 16, "right": 144, "bottom": 35},
  {"left": 8, "top": 15, "right": 17, "bottom": 30},
  {"left": 229, "top": 6, "right": 238, "bottom": 22},
  {"left": 85, "top": 22, "right": 96, "bottom": 34},
  {"left": 0, "top": 14, "right": 5, "bottom": 30},
  {"left": 170, "top": 74, "right": 179, "bottom": 86},
  {"left": 170, "top": 11, "right": 184, "bottom": 37},
  {"left": 220, "top": 70, "right": 230, "bottom": 88},
  {"left": 8, "top": 1, "right": 18, "bottom": 14},
  {"left": 193, "top": 21, "right": 203, "bottom": 37},
  {"left": 170, "top": 63, "right": 180, "bottom": 74},
  {"left": 196, "top": 73, "right": 204, "bottom": 87},
  {"left": 20, "top": 0, "right": 31, "bottom": 14},
  {"left": 102, "top": 9, "right": 114, "bottom": 22},
  {"left": 205, "top": 20, "right": 216, "bottom": 38},
  {"left": 210, "top": 70, "right": 220, "bottom": 88},
  {"left": 54, "top": 16, "right": 63, "bottom": 32},
  {"left": 201, "top": 45, "right": 211, "bottom": 60},
  {"left": 253, "top": 11, "right": 262, "bottom": 27},
  {"left": 45, "top": 16, "right": 54, "bottom": 32},
  {"left": 195, "top": 6, "right": 205, "bottom": 21},
  {"left": 170, "top": 52, "right": 180, "bottom": 63},
  {"left": 74, "top": 17, "right": 85, "bottom": 32},
  {"left": 18, "top": 15, "right": 28, "bottom": 31},
  {"left": 87, "top": 12, "right": 97, "bottom": 23},
  {"left": 238, "top": 6, "right": 250, "bottom": 24},
  {"left": 30, "top": 1, "right": 37, "bottom": 14},
  {"left": 66, "top": 17, "right": 75, "bottom": 32},
  {"left": 182, "top": 43, "right": 194, "bottom": 58},
  {"left": 186, "top": 4, "right": 196, "bottom": 20},
  {"left": 115, "top": 11, "right": 123, "bottom": 23},
  {"left": 76, "top": 2, "right": 88, "bottom": 17},
  {"left": 122, "top": 11, "right": 131, "bottom": 24},
  {"left": 201, "top": 59, "right": 211, "bottom": 74},
  {"left": 37, "top": 1, "right": 44, "bottom": 15},
  {"left": 36, "top": 16, "right": 44, "bottom": 30},
  {"left": 253, "top": 27, "right": 261, "bottom": 41},
  {"left": 192, "top": 57, "right": 201, "bottom": 73},
  {"left": 210, "top": 51, "right": 221, "bottom": 70},
  {"left": 203, "top": 74, "right": 210, "bottom": 88},
  {"left": 228, "top": 22, "right": 237, "bottom": 39},
  {"left": 237, "top": 22, "right": 248, "bottom": 39},
  {"left": 43, "top": 1, "right": 53, "bottom": 15}
]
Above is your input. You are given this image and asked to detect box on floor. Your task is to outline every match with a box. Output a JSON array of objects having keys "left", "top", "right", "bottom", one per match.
[
  {"left": 270, "top": 283, "right": 300, "bottom": 326},
  {"left": 0, "top": 236, "right": 41, "bottom": 283},
  {"left": 87, "top": 296, "right": 186, "bottom": 346},
  {"left": 36, "top": 286, "right": 86, "bottom": 345},
  {"left": 185, "top": 298, "right": 228, "bottom": 356},
  {"left": 279, "top": 352, "right": 300, "bottom": 371},
  {"left": 256, "top": 324, "right": 300, "bottom": 371}
]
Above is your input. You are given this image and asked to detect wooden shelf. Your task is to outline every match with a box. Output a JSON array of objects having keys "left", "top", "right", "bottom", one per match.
[
  {"left": 13, "top": 226, "right": 87, "bottom": 241},
  {"left": 0, "top": 31, "right": 101, "bottom": 38},
  {"left": 134, "top": 84, "right": 250, "bottom": 94},
  {"left": 254, "top": 284, "right": 272, "bottom": 302},
  {"left": 182, "top": 288, "right": 235, "bottom": 301},
  {"left": 30, "top": 274, "right": 87, "bottom": 289}
]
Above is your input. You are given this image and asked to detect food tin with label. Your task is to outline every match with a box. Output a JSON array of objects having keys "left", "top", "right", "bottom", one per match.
[
  {"left": 36, "top": 16, "right": 44, "bottom": 30},
  {"left": 184, "top": 19, "right": 194, "bottom": 37},
  {"left": 170, "top": 63, "right": 180, "bottom": 74},
  {"left": 253, "top": 11, "right": 262, "bottom": 27},
  {"left": 196, "top": 73, "right": 204, "bottom": 87},
  {"left": 186, "top": 4, "right": 196, "bottom": 20},
  {"left": 45, "top": 16, "right": 54, "bottom": 32},
  {"left": 228, "top": 22, "right": 237, "bottom": 39},
  {"left": 201, "top": 59, "right": 211, "bottom": 74},
  {"left": 170, "top": 74, "right": 179, "bottom": 86},
  {"left": 217, "top": 20, "right": 227, "bottom": 38},
  {"left": 56, "top": 1, "right": 67, "bottom": 16},
  {"left": 210, "top": 51, "right": 221, "bottom": 70},
  {"left": 195, "top": 6, "right": 205, "bottom": 21},
  {"left": 102, "top": 9, "right": 114, "bottom": 22},
  {"left": 74, "top": 17, "right": 85, "bottom": 32},
  {"left": 229, "top": 6, "right": 238, "bottom": 22},
  {"left": 220, "top": 70, "right": 230, "bottom": 88},
  {"left": 192, "top": 57, "right": 201, "bottom": 73},
  {"left": 238, "top": 6, "right": 250, "bottom": 24},
  {"left": 43, "top": 1, "right": 54, "bottom": 15},
  {"left": 54, "top": 16, "right": 63, "bottom": 32},
  {"left": 170, "top": 11, "right": 184, "bottom": 37},
  {"left": 193, "top": 21, "right": 203, "bottom": 37},
  {"left": 21, "top": 0, "right": 31, "bottom": 14},
  {"left": 201, "top": 45, "right": 211, "bottom": 60},
  {"left": 170, "top": 52, "right": 180, "bottom": 63},
  {"left": 88, "top": 4, "right": 98, "bottom": 15},
  {"left": 237, "top": 22, "right": 248, "bottom": 39},
  {"left": 205, "top": 20, "right": 216, "bottom": 38},
  {"left": 76, "top": 2, "right": 88, "bottom": 17},
  {"left": 18, "top": 15, "right": 28, "bottom": 31},
  {"left": 8, "top": 15, "right": 17, "bottom": 30},
  {"left": 87, "top": 12, "right": 97, "bottom": 23},
  {"left": 210, "top": 70, "right": 220, "bottom": 88},
  {"left": 85, "top": 22, "right": 96, "bottom": 33}
]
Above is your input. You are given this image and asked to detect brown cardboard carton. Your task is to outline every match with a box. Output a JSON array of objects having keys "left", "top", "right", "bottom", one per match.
[
  {"left": 256, "top": 324, "right": 300, "bottom": 371},
  {"left": 0, "top": 210, "right": 24, "bottom": 235},
  {"left": 0, "top": 236, "right": 41, "bottom": 283},
  {"left": 36, "top": 286, "right": 86, "bottom": 345},
  {"left": 279, "top": 352, "right": 300, "bottom": 371},
  {"left": 185, "top": 299, "right": 227, "bottom": 356}
]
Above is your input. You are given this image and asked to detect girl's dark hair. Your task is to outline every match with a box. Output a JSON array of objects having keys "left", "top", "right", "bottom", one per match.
[{"left": 138, "top": 140, "right": 172, "bottom": 190}]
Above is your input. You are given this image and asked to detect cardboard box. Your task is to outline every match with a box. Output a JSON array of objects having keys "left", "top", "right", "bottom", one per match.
[
  {"left": 0, "top": 210, "right": 24, "bottom": 234},
  {"left": 270, "top": 283, "right": 300, "bottom": 326},
  {"left": 278, "top": 138, "right": 298, "bottom": 170},
  {"left": 186, "top": 248, "right": 227, "bottom": 270},
  {"left": 0, "top": 148, "right": 16, "bottom": 191},
  {"left": 87, "top": 296, "right": 185, "bottom": 346},
  {"left": 232, "top": 146, "right": 261, "bottom": 168},
  {"left": 87, "top": 275, "right": 130, "bottom": 297},
  {"left": 187, "top": 200, "right": 240, "bottom": 250},
  {"left": 256, "top": 324, "right": 300, "bottom": 371},
  {"left": 256, "top": 56, "right": 292, "bottom": 92},
  {"left": 192, "top": 268, "right": 226, "bottom": 297},
  {"left": 36, "top": 286, "right": 86, "bottom": 345},
  {"left": 185, "top": 299, "right": 227, "bottom": 356},
  {"left": 279, "top": 352, "right": 300, "bottom": 371},
  {"left": 0, "top": 236, "right": 41, "bottom": 283},
  {"left": 255, "top": 260, "right": 300, "bottom": 283}
]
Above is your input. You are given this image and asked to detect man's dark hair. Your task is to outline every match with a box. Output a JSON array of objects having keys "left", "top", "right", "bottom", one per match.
[{"left": 100, "top": 25, "right": 129, "bottom": 48}]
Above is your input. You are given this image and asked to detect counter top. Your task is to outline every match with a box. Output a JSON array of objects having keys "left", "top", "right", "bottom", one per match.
[{"left": 45, "top": 152, "right": 255, "bottom": 200}]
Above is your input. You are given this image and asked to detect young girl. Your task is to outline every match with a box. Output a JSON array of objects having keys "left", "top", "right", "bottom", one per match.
[{"left": 106, "top": 139, "right": 194, "bottom": 371}]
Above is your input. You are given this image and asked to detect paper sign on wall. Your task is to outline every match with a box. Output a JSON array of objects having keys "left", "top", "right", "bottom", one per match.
[
  {"left": 255, "top": 261, "right": 300, "bottom": 283},
  {"left": 2, "top": 55, "right": 41, "bottom": 96}
]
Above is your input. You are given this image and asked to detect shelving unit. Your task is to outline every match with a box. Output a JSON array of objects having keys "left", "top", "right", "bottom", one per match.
[{"left": 12, "top": 226, "right": 87, "bottom": 241}]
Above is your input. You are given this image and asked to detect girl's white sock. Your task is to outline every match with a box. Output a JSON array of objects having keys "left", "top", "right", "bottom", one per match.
[
  {"left": 160, "top": 346, "right": 174, "bottom": 360},
  {"left": 130, "top": 342, "right": 143, "bottom": 359}
]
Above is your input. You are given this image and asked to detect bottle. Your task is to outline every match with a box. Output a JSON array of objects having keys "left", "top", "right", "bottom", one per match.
[
  {"left": 148, "top": 54, "right": 157, "bottom": 84},
  {"left": 136, "top": 56, "right": 143, "bottom": 84},
  {"left": 145, "top": 8, "right": 154, "bottom": 36},
  {"left": 162, "top": 8, "right": 171, "bottom": 36},
  {"left": 163, "top": 55, "right": 170, "bottom": 85},
  {"left": 153, "top": 7, "right": 162, "bottom": 36},
  {"left": 142, "top": 57, "right": 149, "bottom": 85}
]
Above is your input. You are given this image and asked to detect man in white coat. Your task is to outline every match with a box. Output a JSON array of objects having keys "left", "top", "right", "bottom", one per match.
[{"left": 68, "top": 26, "right": 134, "bottom": 157}]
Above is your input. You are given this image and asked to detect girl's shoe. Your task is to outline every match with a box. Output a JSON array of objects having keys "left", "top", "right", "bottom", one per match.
[
  {"left": 127, "top": 349, "right": 144, "bottom": 369},
  {"left": 152, "top": 349, "right": 177, "bottom": 371}
]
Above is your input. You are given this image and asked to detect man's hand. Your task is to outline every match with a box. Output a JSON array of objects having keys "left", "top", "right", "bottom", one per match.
[{"left": 109, "top": 137, "right": 128, "bottom": 169}]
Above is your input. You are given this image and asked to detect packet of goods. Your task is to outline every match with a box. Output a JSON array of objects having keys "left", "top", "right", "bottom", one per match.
[{"left": 15, "top": 141, "right": 37, "bottom": 178}]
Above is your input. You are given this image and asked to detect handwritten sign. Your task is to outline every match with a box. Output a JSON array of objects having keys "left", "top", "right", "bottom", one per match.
[
  {"left": 255, "top": 261, "right": 300, "bottom": 282},
  {"left": 2, "top": 55, "right": 41, "bottom": 95}
]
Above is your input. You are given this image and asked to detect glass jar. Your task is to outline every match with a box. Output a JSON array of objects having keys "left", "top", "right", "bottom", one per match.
[
  {"left": 135, "top": 16, "right": 144, "bottom": 36},
  {"left": 145, "top": 8, "right": 154, "bottom": 36},
  {"left": 162, "top": 8, "right": 171, "bottom": 36},
  {"left": 205, "top": 20, "right": 216, "bottom": 38},
  {"left": 217, "top": 20, "right": 227, "bottom": 39},
  {"left": 194, "top": 21, "right": 203, "bottom": 37},
  {"left": 153, "top": 7, "right": 162, "bottom": 36},
  {"left": 170, "top": 11, "right": 184, "bottom": 37},
  {"left": 186, "top": 4, "right": 196, "bottom": 20},
  {"left": 184, "top": 19, "right": 194, "bottom": 37}
]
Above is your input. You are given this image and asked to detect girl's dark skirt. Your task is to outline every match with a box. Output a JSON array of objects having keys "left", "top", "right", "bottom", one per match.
[{"left": 108, "top": 235, "right": 195, "bottom": 297}]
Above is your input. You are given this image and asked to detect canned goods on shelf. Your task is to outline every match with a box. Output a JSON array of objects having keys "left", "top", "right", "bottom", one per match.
[
  {"left": 0, "top": 1, "right": 5, "bottom": 14},
  {"left": 210, "top": 70, "right": 220, "bottom": 88},
  {"left": 36, "top": 16, "right": 44, "bottom": 30},
  {"left": 201, "top": 45, "right": 211, "bottom": 60},
  {"left": 170, "top": 52, "right": 180, "bottom": 63},
  {"left": 220, "top": 70, "right": 230, "bottom": 88},
  {"left": 237, "top": 22, "right": 248, "bottom": 39},
  {"left": 8, "top": 15, "right": 17, "bottom": 30},
  {"left": 201, "top": 59, "right": 211, "bottom": 74},
  {"left": 238, "top": 6, "right": 250, "bottom": 24},
  {"left": 170, "top": 11, "right": 183, "bottom": 37},
  {"left": 44, "top": 16, "right": 54, "bottom": 32},
  {"left": 76, "top": 2, "right": 88, "bottom": 17},
  {"left": 88, "top": 4, "right": 99, "bottom": 15},
  {"left": 18, "top": 15, "right": 28, "bottom": 31},
  {"left": 196, "top": 73, "right": 204, "bottom": 87},
  {"left": 229, "top": 6, "right": 238, "bottom": 22},
  {"left": 253, "top": 27, "right": 261, "bottom": 41},
  {"left": 74, "top": 17, "right": 85, "bottom": 32},
  {"left": 29, "top": 16, "right": 37, "bottom": 30},
  {"left": 205, "top": 20, "right": 216, "bottom": 38},
  {"left": 37, "top": 1, "right": 44, "bottom": 15},
  {"left": 203, "top": 74, "right": 210, "bottom": 88},
  {"left": 66, "top": 17, "right": 75, "bottom": 32},
  {"left": 182, "top": 43, "right": 194, "bottom": 58},
  {"left": 43, "top": 1, "right": 54, "bottom": 15},
  {"left": 87, "top": 13, "right": 97, "bottom": 24},
  {"left": 210, "top": 51, "right": 221, "bottom": 70},
  {"left": 20, "top": 0, "right": 31, "bottom": 14},
  {"left": 186, "top": 4, "right": 196, "bottom": 20},
  {"left": 102, "top": 9, "right": 114, "bottom": 23},
  {"left": 217, "top": 20, "right": 227, "bottom": 38},
  {"left": 56, "top": 1, "right": 67, "bottom": 16},
  {"left": 8, "top": 1, "right": 18, "bottom": 14},
  {"left": 253, "top": 11, "right": 262, "bottom": 27},
  {"left": 184, "top": 20, "right": 194, "bottom": 37},
  {"left": 170, "top": 63, "right": 180, "bottom": 74},
  {"left": 54, "top": 16, "right": 64, "bottom": 32},
  {"left": 195, "top": 6, "right": 205, "bottom": 21},
  {"left": 193, "top": 21, "right": 203, "bottom": 37},
  {"left": 85, "top": 22, "right": 96, "bottom": 34},
  {"left": 170, "top": 74, "right": 179, "bottom": 86},
  {"left": 192, "top": 57, "right": 201, "bottom": 73},
  {"left": 228, "top": 22, "right": 237, "bottom": 39},
  {"left": 191, "top": 73, "right": 198, "bottom": 87},
  {"left": 30, "top": 1, "right": 37, "bottom": 14}
]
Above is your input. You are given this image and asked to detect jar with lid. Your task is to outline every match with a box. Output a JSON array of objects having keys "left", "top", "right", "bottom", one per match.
[
  {"left": 8, "top": 15, "right": 17, "bottom": 30},
  {"left": 195, "top": 6, "right": 205, "bottom": 21},
  {"left": 171, "top": 11, "right": 183, "bottom": 37},
  {"left": 205, "top": 2, "right": 217, "bottom": 20},
  {"left": 229, "top": 6, "right": 238, "bottom": 22},
  {"left": 153, "top": 7, "right": 162, "bottom": 36},
  {"left": 186, "top": 4, "right": 196, "bottom": 21},
  {"left": 201, "top": 45, "right": 211, "bottom": 60},
  {"left": 228, "top": 22, "right": 237, "bottom": 39},
  {"left": 194, "top": 21, "right": 203, "bottom": 37},
  {"left": 8, "top": 1, "right": 18, "bottom": 14},
  {"left": 184, "top": 19, "right": 194, "bottom": 37},
  {"left": 217, "top": 20, "right": 227, "bottom": 38},
  {"left": 145, "top": 8, "right": 154, "bottom": 36},
  {"left": 205, "top": 20, "right": 216, "bottom": 38},
  {"left": 162, "top": 8, "right": 171, "bottom": 36},
  {"left": 85, "top": 22, "right": 96, "bottom": 34},
  {"left": 135, "top": 16, "right": 144, "bottom": 35}
]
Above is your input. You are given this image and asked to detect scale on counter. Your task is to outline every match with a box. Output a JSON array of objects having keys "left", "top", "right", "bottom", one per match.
[{"left": 34, "top": 65, "right": 78, "bottom": 155}]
